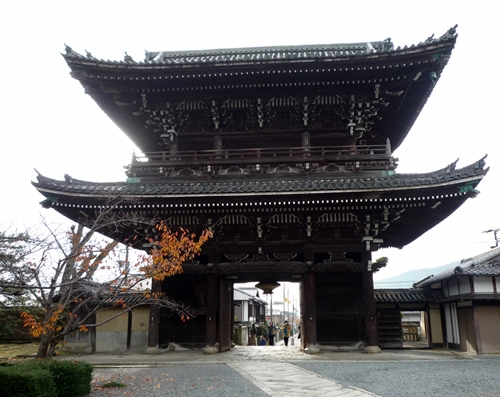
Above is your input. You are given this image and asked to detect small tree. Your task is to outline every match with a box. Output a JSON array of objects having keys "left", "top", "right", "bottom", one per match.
[
  {"left": 1, "top": 209, "right": 210, "bottom": 358},
  {"left": 0, "top": 230, "right": 42, "bottom": 339}
]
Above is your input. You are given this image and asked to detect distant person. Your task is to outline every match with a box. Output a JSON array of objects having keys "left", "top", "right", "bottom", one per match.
[
  {"left": 259, "top": 335, "right": 267, "bottom": 346},
  {"left": 283, "top": 320, "right": 291, "bottom": 346},
  {"left": 249, "top": 324, "right": 257, "bottom": 346},
  {"left": 268, "top": 322, "right": 276, "bottom": 345}
]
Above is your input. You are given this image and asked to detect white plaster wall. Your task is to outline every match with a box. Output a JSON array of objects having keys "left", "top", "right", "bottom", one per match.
[
  {"left": 474, "top": 277, "right": 494, "bottom": 293},
  {"left": 459, "top": 277, "right": 471, "bottom": 294},
  {"left": 448, "top": 278, "right": 459, "bottom": 296},
  {"left": 243, "top": 301, "right": 249, "bottom": 322},
  {"left": 442, "top": 281, "right": 450, "bottom": 297}
]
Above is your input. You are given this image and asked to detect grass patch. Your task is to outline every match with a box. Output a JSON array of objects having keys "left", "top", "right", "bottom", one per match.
[
  {"left": 102, "top": 382, "right": 127, "bottom": 388},
  {"left": 0, "top": 342, "right": 39, "bottom": 359},
  {"left": 0, "top": 343, "right": 69, "bottom": 359}
]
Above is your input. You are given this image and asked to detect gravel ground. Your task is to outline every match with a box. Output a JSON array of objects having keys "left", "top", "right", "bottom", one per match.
[
  {"left": 88, "top": 364, "right": 268, "bottom": 397},
  {"left": 87, "top": 357, "right": 500, "bottom": 397},
  {"left": 296, "top": 356, "right": 500, "bottom": 397}
]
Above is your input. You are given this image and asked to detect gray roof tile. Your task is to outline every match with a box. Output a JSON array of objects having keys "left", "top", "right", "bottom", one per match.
[
  {"left": 375, "top": 289, "right": 446, "bottom": 303},
  {"left": 33, "top": 157, "right": 488, "bottom": 198},
  {"left": 62, "top": 26, "right": 458, "bottom": 67},
  {"left": 414, "top": 246, "right": 500, "bottom": 287}
]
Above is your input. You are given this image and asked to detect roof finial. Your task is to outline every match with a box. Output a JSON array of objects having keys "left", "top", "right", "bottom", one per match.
[
  {"left": 124, "top": 52, "right": 134, "bottom": 63},
  {"left": 382, "top": 38, "right": 393, "bottom": 52},
  {"left": 85, "top": 50, "right": 96, "bottom": 60},
  {"left": 439, "top": 24, "right": 458, "bottom": 41}
]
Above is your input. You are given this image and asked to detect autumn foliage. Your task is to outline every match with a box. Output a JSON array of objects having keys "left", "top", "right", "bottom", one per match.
[{"left": 143, "top": 222, "right": 211, "bottom": 280}]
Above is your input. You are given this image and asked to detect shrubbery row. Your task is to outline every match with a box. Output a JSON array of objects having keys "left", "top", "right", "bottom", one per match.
[{"left": 0, "top": 359, "right": 93, "bottom": 397}]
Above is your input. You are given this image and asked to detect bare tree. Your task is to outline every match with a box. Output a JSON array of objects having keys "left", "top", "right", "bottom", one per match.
[{"left": 1, "top": 204, "right": 210, "bottom": 358}]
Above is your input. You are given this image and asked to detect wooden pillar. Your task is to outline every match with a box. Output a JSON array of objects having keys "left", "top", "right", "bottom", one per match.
[
  {"left": 126, "top": 309, "right": 132, "bottom": 351},
  {"left": 473, "top": 303, "right": 483, "bottom": 355},
  {"left": 204, "top": 249, "right": 218, "bottom": 354},
  {"left": 440, "top": 304, "right": 448, "bottom": 349},
  {"left": 303, "top": 245, "right": 319, "bottom": 353},
  {"left": 362, "top": 250, "right": 381, "bottom": 353},
  {"left": 299, "top": 278, "right": 305, "bottom": 350},
  {"left": 146, "top": 278, "right": 162, "bottom": 353},
  {"left": 425, "top": 304, "right": 433, "bottom": 347}
]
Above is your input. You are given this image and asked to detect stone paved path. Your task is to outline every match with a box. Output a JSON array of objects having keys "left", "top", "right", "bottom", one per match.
[{"left": 228, "top": 362, "right": 380, "bottom": 397}]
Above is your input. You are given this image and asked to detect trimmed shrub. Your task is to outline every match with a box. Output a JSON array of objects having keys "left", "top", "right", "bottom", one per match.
[
  {"left": 0, "top": 365, "right": 56, "bottom": 397},
  {"left": 45, "top": 360, "right": 93, "bottom": 397},
  {"left": 0, "top": 359, "right": 93, "bottom": 397}
]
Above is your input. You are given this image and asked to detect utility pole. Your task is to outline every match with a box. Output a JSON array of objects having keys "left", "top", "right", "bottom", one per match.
[
  {"left": 286, "top": 288, "right": 290, "bottom": 324},
  {"left": 483, "top": 228, "right": 500, "bottom": 248},
  {"left": 270, "top": 293, "right": 273, "bottom": 325},
  {"left": 283, "top": 285, "right": 286, "bottom": 323}
]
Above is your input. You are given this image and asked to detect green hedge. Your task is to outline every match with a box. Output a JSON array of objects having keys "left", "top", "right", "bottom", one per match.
[
  {"left": 0, "top": 366, "right": 56, "bottom": 397},
  {"left": 0, "top": 359, "right": 93, "bottom": 397}
]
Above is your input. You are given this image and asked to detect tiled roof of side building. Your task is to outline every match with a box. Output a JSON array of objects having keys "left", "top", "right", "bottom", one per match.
[
  {"left": 32, "top": 157, "right": 488, "bottom": 198},
  {"left": 413, "top": 246, "right": 500, "bottom": 288},
  {"left": 62, "top": 26, "right": 457, "bottom": 66},
  {"left": 375, "top": 289, "right": 446, "bottom": 303}
]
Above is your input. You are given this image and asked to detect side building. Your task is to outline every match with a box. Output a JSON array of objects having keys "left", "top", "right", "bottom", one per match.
[{"left": 413, "top": 247, "right": 500, "bottom": 354}]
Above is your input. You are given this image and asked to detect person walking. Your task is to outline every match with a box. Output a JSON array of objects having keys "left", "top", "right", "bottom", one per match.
[
  {"left": 283, "top": 320, "right": 291, "bottom": 346},
  {"left": 268, "top": 322, "right": 276, "bottom": 346},
  {"left": 249, "top": 324, "right": 257, "bottom": 346}
]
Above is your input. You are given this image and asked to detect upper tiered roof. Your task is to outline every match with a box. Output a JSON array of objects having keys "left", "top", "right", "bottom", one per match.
[{"left": 62, "top": 26, "right": 458, "bottom": 155}]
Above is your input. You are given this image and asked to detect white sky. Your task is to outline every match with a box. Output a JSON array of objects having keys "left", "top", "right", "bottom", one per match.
[{"left": 1, "top": 1, "right": 499, "bottom": 294}]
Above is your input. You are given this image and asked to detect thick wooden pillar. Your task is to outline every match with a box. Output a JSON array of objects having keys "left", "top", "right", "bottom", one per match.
[
  {"left": 362, "top": 250, "right": 381, "bottom": 353},
  {"left": 303, "top": 245, "right": 319, "bottom": 353},
  {"left": 146, "top": 278, "right": 162, "bottom": 353},
  {"left": 204, "top": 250, "right": 218, "bottom": 354}
]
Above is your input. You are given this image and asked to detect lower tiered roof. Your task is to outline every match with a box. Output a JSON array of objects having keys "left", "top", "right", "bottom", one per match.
[{"left": 33, "top": 157, "right": 488, "bottom": 251}]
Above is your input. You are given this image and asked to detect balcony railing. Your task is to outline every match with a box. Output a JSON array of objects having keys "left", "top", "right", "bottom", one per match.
[{"left": 131, "top": 143, "right": 392, "bottom": 168}]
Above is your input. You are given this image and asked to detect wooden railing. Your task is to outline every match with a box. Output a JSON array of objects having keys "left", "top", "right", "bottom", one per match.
[{"left": 131, "top": 143, "right": 391, "bottom": 167}]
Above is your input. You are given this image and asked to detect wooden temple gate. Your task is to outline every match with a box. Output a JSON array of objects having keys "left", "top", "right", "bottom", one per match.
[{"left": 33, "top": 27, "right": 488, "bottom": 353}]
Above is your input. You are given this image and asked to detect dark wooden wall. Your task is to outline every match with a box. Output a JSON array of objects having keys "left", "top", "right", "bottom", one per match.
[
  {"left": 159, "top": 274, "right": 208, "bottom": 348},
  {"left": 316, "top": 273, "right": 363, "bottom": 345}
]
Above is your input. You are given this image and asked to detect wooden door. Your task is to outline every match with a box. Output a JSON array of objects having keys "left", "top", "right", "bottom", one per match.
[
  {"left": 458, "top": 307, "right": 477, "bottom": 353},
  {"left": 476, "top": 306, "right": 500, "bottom": 353},
  {"left": 219, "top": 279, "right": 232, "bottom": 352}
]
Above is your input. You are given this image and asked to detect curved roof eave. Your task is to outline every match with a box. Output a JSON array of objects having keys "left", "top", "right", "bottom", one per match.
[
  {"left": 32, "top": 156, "right": 488, "bottom": 201},
  {"left": 62, "top": 26, "right": 457, "bottom": 69}
]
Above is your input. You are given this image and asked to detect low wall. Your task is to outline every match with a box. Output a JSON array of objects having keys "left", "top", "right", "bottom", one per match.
[{"left": 95, "top": 307, "right": 149, "bottom": 353}]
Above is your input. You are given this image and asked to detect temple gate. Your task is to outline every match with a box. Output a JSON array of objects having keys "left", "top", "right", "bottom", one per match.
[{"left": 34, "top": 26, "right": 488, "bottom": 353}]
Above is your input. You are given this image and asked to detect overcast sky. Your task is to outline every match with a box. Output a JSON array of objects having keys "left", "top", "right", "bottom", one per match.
[{"left": 1, "top": 1, "right": 498, "bottom": 293}]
